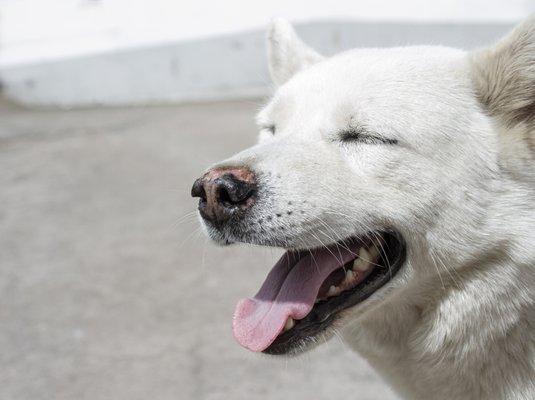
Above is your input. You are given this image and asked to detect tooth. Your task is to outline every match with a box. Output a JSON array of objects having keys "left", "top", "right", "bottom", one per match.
[
  {"left": 345, "top": 270, "right": 355, "bottom": 282},
  {"left": 369, "top": 244, "right": 380, "bottom": 260},
  {"left": 327, "top": 285, "right": 339, "bottom": 297},
  {"left": 284, "top": 317, "right": 295, "bottom": 331},
  {"left": 359, "top": 247, "right": 371, "bottom": 261},
  {"left": 352, "top": 258, "right": 365, "bottom": 271},
  {"left": 353, "top": 247, "right": 371, "bottom": 271}
]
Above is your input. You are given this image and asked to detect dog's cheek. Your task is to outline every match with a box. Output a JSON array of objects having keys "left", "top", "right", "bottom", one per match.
[{"left": 257, "top": 130, "right": 275, "bottom": 144}]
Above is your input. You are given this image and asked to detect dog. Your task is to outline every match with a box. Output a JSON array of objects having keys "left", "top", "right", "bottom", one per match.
[{"left": 191, "top": 16, "right": 535, "bottom": 400}]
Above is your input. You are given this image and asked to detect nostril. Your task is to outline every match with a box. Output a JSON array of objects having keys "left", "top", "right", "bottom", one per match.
[
  {"left": 191, "top": 178, "right": 207, "bottom": 201},
  {"left": 216, "top": 185, "right": 233, "bottom": 205},
  {"left": 216, "top": 174, "right": 255, "bottom": 206}
]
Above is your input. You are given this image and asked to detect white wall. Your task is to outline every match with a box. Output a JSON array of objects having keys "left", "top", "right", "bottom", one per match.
[
  {"left": 1, "top": 0, "right": 532, "bottom": 67},
  {"left": 0, "top": 0, "right": 533, "bottom": 107}
]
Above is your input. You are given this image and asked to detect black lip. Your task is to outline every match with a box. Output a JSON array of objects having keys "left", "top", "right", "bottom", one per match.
[{"left": 263, "top": 231, "right": 406, "bottom": 355}]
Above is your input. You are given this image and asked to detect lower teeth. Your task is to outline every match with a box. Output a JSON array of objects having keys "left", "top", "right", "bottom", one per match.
[
  {"left": 283, "top": 317, "right": 295, "bottom": 331},
  {"left": 281, "top": 244, "right": 381, "bottom": 334},
  {"left": 319, "top": 244, "right": 379, "bottom": 301}
]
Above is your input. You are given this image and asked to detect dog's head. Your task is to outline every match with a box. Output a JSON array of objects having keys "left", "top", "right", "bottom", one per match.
[{"left": 191, "top": 18, "right": 535, "bottom": 355}]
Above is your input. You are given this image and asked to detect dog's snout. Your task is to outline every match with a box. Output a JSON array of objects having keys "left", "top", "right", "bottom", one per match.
[{"left": 191, "top": 167, "right": 256, "bottom": 224}]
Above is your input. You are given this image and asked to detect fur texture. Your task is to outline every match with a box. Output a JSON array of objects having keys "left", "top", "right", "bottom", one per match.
[{"left": 200, "top": 17, "right": 535, "bottom": 399}]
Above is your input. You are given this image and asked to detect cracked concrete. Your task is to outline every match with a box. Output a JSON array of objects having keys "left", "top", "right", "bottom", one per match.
[{"left": 0, "top": 99, "right": 398, "bottom": 400}]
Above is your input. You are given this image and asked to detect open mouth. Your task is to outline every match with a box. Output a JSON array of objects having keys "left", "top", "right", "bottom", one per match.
[{"left": 233, "top": 231, "right": 406, "bottom": 355}]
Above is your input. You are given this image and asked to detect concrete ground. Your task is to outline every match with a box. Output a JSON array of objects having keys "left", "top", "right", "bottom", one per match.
[{"left": 0, "top": 99, "right": 398, "bottom": 400}]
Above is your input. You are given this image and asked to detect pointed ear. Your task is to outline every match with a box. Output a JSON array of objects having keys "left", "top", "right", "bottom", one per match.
[
  {"left": 267, "top": 18, "right": 323, "bottom": 86},
  {"left": 470, "top": 16, "right": 535, "bottom": 130}
]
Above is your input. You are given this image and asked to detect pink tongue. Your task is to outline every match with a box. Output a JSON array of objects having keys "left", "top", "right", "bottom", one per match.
[{"left": 233, "top": 244, "right": 359, "bottom": 352}]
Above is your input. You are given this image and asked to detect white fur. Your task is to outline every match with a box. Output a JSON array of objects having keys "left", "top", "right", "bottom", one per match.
[{"left": 202, "top": 18, "right": 535, "bottom": 399}]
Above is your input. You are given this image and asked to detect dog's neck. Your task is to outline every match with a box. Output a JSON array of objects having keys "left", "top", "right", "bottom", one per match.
[{"left": 343, "top": 176, "right": 535, "bottom": 400}]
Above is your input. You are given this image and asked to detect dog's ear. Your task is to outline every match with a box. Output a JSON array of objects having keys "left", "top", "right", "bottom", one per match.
[
  {"left": 470, "top": 16, "right": 535, "bottom": 131},
  {"left": 470, "top": 15, "right": 535, "bottom": 180},
  {"left": 267, "top": 18, "right": 323, "bottom": 86}
]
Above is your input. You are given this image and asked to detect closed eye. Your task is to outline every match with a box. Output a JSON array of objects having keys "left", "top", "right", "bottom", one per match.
[
  {"left": 339, "top": 128, "right": 398, "bottom": 145},
  {"left": 261, "top": 124, "right": 276, "bottom": 135}
]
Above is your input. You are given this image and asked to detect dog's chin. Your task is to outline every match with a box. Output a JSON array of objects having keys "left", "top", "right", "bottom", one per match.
[
  {"left": 203, "top": 225, "right": 236, "bottom": 246},
  {"left": 204, "top": 219, "right": 408, "bottom": 356}
]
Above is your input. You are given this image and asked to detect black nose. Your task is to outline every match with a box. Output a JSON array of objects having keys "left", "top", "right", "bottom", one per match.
[{"left": 191, "top": 167, "right": 256, "bottom": 225}]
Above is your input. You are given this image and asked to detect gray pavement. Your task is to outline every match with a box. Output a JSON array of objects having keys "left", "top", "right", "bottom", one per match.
[{"left": 0, "top": 99, "right": 398, "bottom": 400}]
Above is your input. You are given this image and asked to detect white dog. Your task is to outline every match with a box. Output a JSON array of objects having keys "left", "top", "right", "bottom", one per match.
[{"left": 191, "top": 16, "right": 535, "bottom": 400}]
